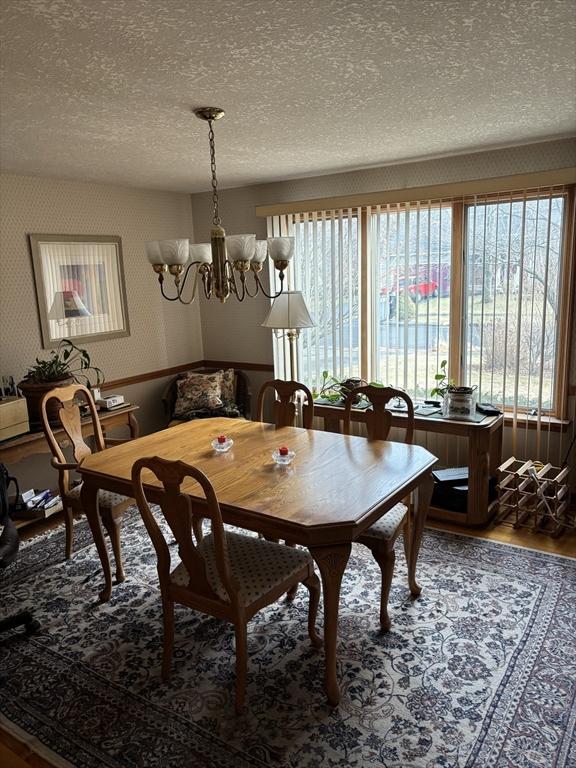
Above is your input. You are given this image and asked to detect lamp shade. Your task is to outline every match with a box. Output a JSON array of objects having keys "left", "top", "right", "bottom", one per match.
[
  {"left": 189, "top": 243, "right": 212, "bottom": 264},
  {"left": 262, "top": 291, "right": 315, "bottom": 330},
  {"left": 48, "top": 291, "right": 91, "bottom": 319},
  {"left": 267, "top": 236, "right": 294, "bottom": 263},
  {"left": 252, "top": 240, "right": 268, "bottom": 263},
  {"left": 158, "top": 239, "right": 189, "bottom": 265},
  {"left": 145, "top": 240, "right": 163, "bottom": 264}
]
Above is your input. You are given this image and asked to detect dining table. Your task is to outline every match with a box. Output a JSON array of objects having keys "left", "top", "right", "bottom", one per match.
[{"left": 78, "top": 417, "right": 437, "bottom": 706}]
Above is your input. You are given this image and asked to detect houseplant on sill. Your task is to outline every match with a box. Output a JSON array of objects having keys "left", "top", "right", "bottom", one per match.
[{"left": 18, "top": 339, "right": 104, "bottom": 429}]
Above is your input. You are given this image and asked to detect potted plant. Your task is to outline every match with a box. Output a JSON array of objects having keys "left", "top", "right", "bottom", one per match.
[
  {"left": 18, "top": 339, "right": 104, "bottom": 428},
  {"left": 430, "top": 359, "right": 450, "bottom": 402},
  {"left": 313, "top": 371, "right": 368, "bottom": 404}
]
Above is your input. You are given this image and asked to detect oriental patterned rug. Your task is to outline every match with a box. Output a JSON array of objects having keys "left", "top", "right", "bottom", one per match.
[{"left": 0, "top": 511, "right": 574, "bottom": 768}]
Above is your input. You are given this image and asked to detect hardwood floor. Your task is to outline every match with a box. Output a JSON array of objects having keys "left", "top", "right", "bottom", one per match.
[{"left": 2, "top": 510, "right": 574, "bottom": 766}]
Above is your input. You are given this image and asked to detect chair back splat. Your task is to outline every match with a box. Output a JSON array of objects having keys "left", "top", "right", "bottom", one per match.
[
  {"left": 343, "top": 385, "right": 414, "bottom": 444},
  {"left": 132, "top": 456, "right": 236, "bottom": 605},
  {"left": 256, "top": 379, "right": 314, "bottom": 429},
  {"left": 40, "top": 383, "right": 105, "bottom": 492}
]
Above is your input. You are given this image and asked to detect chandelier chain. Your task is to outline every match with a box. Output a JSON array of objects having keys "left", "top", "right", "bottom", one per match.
[{"left": 208, "top": 119, "right": 221, "bottom": 226}]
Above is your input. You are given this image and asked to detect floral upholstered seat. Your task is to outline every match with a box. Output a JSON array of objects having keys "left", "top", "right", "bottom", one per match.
[
  {"left": 171, "top": 532, "right": 313, "bottom": 605},
  {"left": 359, "top": 503, "right": 408, "bottom": 541}
]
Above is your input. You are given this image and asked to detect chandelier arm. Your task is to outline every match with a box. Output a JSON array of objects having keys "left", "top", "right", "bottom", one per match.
[
  {"left": 253, "top": 271, "right": 285, "bottom": 300},
  {"left": 159, "top": 264, "right": 200, "bottom": 305},
  {"left": 226, "top": 261, "right": 248, "bottom": 301},
  {"left": 242, "top": 276, "right": 260, "bottom": 298},
  {"left": 202, "top": 268, "right": 212, "bottom": 299}
]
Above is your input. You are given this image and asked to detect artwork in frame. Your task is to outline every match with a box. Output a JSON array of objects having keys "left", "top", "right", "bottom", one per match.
[{"left": 29, "top": 234, "right": 130, "bottom": 348}]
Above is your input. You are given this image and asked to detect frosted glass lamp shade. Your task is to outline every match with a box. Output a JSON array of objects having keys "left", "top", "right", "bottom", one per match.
[
  {"left": 262, "top": 291, "right": 315, "bottom": 330},
  {"left": 189, "top": 243, "right": 212, "bottom": 264},
  {"left": 252, "top": 240, "right": 268, "bottom": 263},
  {"left": 158, "top": 239, "right": 189, "bottom": 265},
  {"left": 267, "top": 237, "right": 294, "bottom": 263},
  {"left": 145, "top": 240, "right": 163, "bottom": 264},
  {"left": 226, "top": 234, "right": 256, "bottom": 261},
  {"left": 48, "top": 291, "right": 91, "bottom": 320}
]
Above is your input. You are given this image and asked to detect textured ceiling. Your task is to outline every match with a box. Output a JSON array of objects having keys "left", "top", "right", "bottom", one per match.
[{"left": 1, "top": 0, "right": 575, "bottom": 193}]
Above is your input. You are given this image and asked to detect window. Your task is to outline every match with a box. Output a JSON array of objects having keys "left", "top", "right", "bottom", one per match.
[
  {"left": 266, "top": 184, "right": 573, "bottom": 417},
  {"left": 463, "top": 193, "right": 566, "bottom": 412}
]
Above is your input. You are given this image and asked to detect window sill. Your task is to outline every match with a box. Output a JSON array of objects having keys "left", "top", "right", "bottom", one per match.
[{"left": 502, "top": 413, "right": 572, "bottom": 433}]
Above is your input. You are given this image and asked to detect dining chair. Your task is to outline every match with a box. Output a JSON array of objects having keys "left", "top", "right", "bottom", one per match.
[
  {"left": 131, "top": 455, "right": 322, "bottom": 713},
  {"left": 256, "top": 378, "right": 315, "bottom": 599},
  {"left": 256, "top": 379, "right": 314, "bottom": 429},
  {"left": 40, "top": 383, "right": 133, "bottom": 581},
  {"left": 343, "top": 385, "right": 417, "bottom": 631}
]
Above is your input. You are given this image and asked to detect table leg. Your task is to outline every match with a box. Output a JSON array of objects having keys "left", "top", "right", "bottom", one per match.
[
  {"left": 406, "top": 472, "right": 434, "bottom": 597},
  {"left": 128, "top": 412, "right": 140, "bottom": 439},
  {"left": 468, "top": 429, "right": 490, "bottom": 525},
  {"left": 309, "top": 542, "right": 352, "bottom": 706},
  {"left": 81, "top": 479, "right": 113, "bottom": 602}
]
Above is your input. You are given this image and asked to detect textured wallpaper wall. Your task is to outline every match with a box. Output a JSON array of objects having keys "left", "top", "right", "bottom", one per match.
[
  {"left": 0, "top": 173, "right": 203, "bottom": 382},
  {"left": 191, "top": 137, "right": 576, "bottom": 364}
]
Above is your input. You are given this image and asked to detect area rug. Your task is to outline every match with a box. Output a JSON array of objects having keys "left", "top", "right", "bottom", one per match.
[{"left": 1, "top": 511, "right": 575, "bottom": 768}]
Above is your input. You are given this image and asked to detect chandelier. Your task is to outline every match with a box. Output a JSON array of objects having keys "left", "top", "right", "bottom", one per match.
[{"left": 145, "top": 107, "right": 292, "bottom": 304}]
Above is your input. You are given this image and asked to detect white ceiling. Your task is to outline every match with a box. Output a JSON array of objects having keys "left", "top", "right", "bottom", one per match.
[{"left": 1, "top": 0, "right": 575, "bottom": 194}]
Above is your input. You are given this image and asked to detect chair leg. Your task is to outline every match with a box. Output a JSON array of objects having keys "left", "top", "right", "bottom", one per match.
[
  {"left": 234, "top": 621, "right": 248, "bottom": 714},
  {"left": 402, "top": 520, "right": 420, "bottom": 597},
  {"left": 102, "top": 515, "right": 125, "bottom": 583},
  {"left": 64, "top": 505, "right": 74, "bottom": 559},
  {"left": 285, "top": 542, "right": 299, "bottom": 600},
  {"left": 366, "top": 541, "right": 396, "bottom": 632},
  {"left": 161, "top": 598, "right": 174, "bottom": 682},
  {"left": 302, "top": 571, "right": 323, "bottom": 648}
]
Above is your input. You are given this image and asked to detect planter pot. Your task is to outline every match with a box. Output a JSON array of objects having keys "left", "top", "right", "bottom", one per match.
[{"left": 17, "top": 376, "right": 74, "bottom": 430}]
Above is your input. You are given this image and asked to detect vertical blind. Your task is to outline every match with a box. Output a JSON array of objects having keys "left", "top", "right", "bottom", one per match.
[
  {"left": 265, "top": 184, "right": 574, "bottom": 467},
  {"left": 267, "top": 210, "right": 361, "bottom": 387}
]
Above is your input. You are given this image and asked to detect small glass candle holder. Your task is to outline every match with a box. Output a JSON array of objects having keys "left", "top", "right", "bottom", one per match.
[
  {"left": 272, "top": 446, "right": 295, "bottom": 465},
  {"left": 211, "top": 435, "right": 233, "bottom": 453}
]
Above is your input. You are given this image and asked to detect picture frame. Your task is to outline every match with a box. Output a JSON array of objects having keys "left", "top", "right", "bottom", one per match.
[{"left": 29, "top": 234, "right": 130, "bottom": 348}]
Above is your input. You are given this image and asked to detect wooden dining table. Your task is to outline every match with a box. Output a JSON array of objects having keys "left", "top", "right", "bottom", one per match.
[{"left": 78, "top": 417, "right": 437, "bottom": 706}]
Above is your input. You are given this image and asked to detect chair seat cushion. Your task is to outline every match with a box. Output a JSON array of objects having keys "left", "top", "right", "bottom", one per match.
[
  {"left": 67, "top": 483, "right": 129, "bottom": 510},
  {"left": 170, "top": 532, "right": 312, "bottom": 605},
  {"left": 360, "top": 502, "right": 407, "bottom": 541}
]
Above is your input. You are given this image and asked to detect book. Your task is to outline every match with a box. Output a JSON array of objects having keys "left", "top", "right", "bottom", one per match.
[{"left": 432, "top": 467, "right": 469, "bottom": 485}]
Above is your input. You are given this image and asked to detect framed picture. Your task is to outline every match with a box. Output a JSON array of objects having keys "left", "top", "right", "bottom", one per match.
[{"left": 29, "top": 234, "right": 130, "bottom": 348}]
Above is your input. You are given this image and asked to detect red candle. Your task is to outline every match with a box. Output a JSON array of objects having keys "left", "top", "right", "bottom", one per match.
[
  {"left": 279, "top": 446, "right": 289, "bottom": 456},
  {"left": 217, "top": 435, "right": 227, "bottom": 444}
]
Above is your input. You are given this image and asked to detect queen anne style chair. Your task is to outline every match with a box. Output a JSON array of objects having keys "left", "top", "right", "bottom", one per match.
[
  {"left": 343, "top": 385, "right": 419, "bottom": 631},
  {"left": 131, "top": 456, "right": 322, "bottom": 713},
  {"left": 256, "top": 379, "right": 314, "bottom": 429},
  {"left": 40, "top": 384, "right": 133, "bottom": 582},
  {"left": 256, "top": 378, "right": 315, "bottom": 598}
]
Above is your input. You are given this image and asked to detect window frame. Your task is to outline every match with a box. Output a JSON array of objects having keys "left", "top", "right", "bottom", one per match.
[{"left": 266, "top": 182, "right": 575, "bottom": 420}]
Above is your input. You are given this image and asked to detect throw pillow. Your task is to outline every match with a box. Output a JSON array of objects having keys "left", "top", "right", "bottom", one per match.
[
  {"left": 219, "top": 368, "right": 236, "bottom": 405},
  {"left": 173, "top": 372, "right": 223, "bottom": 417}
]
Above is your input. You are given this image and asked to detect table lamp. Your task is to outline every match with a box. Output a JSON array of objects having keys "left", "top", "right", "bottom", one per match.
[{"left": 262, "top": 290, "right": 315, "bottom": 380}]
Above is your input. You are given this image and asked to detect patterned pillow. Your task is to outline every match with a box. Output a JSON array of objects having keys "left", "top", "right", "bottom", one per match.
[
  {"left": 173, "top": 372, "right": 223, "bottom": 417},
  {"left": 219, "top": 368, "right": 236, "bottom": 405}
]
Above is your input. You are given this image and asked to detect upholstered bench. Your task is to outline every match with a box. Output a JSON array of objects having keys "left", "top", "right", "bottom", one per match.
[{"left": 161, "top": 367, "right": 251, "bottom": 427}]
